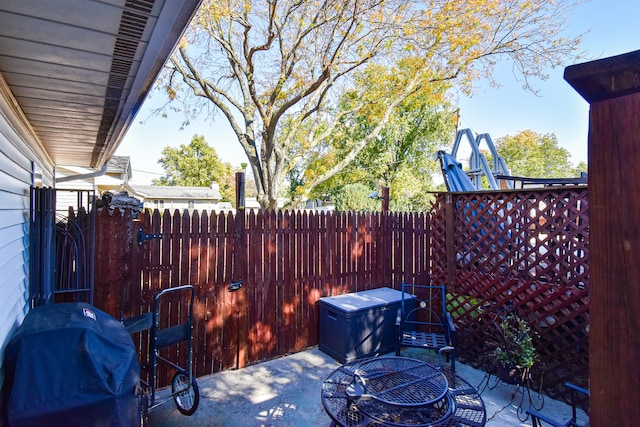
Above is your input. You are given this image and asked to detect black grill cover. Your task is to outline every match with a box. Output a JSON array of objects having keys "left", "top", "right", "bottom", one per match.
[{"left": 5, "top": 302, "right": 141, "bottom": 427}]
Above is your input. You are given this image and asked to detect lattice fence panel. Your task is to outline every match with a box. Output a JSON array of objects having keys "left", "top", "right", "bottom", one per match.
[
  {"left": 428, "top": 196, "right": 448, "bottom": 283},
  {"left": 430, "top": 188, "right": 589, "bottom": 404}
]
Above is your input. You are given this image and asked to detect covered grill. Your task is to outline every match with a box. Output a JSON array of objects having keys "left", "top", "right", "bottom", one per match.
[{"left": 4, "top": 302, "right": 141, "bottom": 427}]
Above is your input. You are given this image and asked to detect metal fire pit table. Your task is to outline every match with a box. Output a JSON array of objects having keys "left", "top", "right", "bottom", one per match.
[{"left": 322, "top": 356, "right": 486, "bottom": 427}]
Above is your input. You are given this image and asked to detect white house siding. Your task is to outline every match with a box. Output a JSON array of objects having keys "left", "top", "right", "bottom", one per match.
[
  {"left": 55, "top": 183, "right": 95, "bottom": 219},
  {"left": 146, "top": 199, "right": 231, "bottom": 213},
  {"left": 0, "top": 78, "right": 54, "bottom": 395}
]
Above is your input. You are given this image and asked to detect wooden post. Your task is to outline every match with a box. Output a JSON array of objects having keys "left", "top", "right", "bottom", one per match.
[
  {"left": 444, "top": 193, "right": 456, "bottom": 289},
  {"left": 381, "top": 186, "right": 390, "bottom": 213},
  {"left": 93, "top": 208, "right": 139, "bottom": 319},
  {"left": 235, "top": 170, "right": 246, "bottom": 210},
  {"left": 233, "top": 171, "right": 247, "bottom": 368},
  {"left": 565, "top": 49, "right": 640, "bottom": 427},
  {"left": 379, "top": 187, "right": 390, "bottom": 287}
]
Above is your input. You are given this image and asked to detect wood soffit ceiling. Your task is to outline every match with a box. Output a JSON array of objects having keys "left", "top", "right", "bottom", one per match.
[{"left": 0, "top": 0, "right": 201, "bottom": 169}]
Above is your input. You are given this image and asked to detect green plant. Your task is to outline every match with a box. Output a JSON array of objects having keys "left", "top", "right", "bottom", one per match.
[{"left": 491, "top": 313, "right": 538, "bottom": 369}]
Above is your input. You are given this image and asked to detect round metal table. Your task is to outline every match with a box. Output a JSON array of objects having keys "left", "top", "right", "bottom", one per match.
[{"left": 321, "top": 356, "right": 486, "bottom": 427}]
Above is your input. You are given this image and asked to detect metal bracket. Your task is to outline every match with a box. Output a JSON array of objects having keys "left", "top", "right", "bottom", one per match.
[
  {"left": 228, "top": 280, "right": 243, "bottom": 292},
  {"left": 138, "top": 228, "right": 162, "bottom": 246}
]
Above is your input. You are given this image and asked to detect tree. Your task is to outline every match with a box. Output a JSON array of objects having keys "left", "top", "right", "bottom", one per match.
[
  {"left": 303, "top": 64, "right": 456, "bottom": 211},
  {"left": 332, "top": 183, "right": 380, "bottom": 211},
  {"left": 153, "top": 134, "right": 235, "bottom": 201},
  {"left": 161, "top": 0, "right": 582, "bottom": 208},
  {"left": 495, "top": 130, "right": 583, "bottom": 178},
  {"left": 574, "top": 161, "right": 588, "bottom": 176}
]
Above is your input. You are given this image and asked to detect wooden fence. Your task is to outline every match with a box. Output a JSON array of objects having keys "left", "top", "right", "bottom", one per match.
[
  {"left": 94, "top": 208, "right": 430, "bottom": 386},
  {"left": 92, "top": 186, "right": 589, "bottom": 404}
]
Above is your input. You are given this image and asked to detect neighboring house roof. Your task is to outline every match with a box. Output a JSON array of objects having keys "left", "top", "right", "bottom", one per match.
[
  {"left": 0, "top": 1, "right": 203, "bottom": 170},
  {"left": 126, "top": 183, "right": 222, "bottom": 201},
  {"left": 106, "top": 156, "right": 132, "bottom": 181}
]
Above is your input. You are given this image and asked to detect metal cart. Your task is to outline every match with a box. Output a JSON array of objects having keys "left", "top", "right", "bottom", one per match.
[{"left": 122, "top": 284, "right": 200, "bottom": 420}]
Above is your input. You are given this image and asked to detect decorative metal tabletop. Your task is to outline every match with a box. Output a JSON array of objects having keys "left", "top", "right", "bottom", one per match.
[{"left": 322, "top": 356, "right": 486, "bottom": 427}]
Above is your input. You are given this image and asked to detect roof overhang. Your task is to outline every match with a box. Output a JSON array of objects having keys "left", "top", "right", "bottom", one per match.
[{"left": 0, "top": 0, "right": 201, "bottom": 169}]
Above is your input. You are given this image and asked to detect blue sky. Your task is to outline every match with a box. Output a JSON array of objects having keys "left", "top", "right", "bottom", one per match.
[
  {"left": 457, "top": 0, "right": 640, "bottom": 168},
  {"left": 116, "top": 0, "right": 640, "bottom": 184}
]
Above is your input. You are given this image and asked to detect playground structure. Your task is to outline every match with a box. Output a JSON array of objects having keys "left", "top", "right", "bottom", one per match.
[{"left": 438, "top": 129, "right": 587, "bottom": 192}]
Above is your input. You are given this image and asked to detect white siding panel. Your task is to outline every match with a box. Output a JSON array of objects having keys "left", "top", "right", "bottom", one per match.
[
  {"left": 0, "top": 209, "right": 27, "bottom": 230},
  {"left": 0, "top": 144, "right": 32, "bottom": 186},
  {"left": 0, "top": 238, "right": 27, "bottom": 273},
  {"left": 0, "top": 266, "right": 28, "bottom": 334},
  {"left": 56, "top": 189, "right": 91, "bottom": 215},
  {"left": 0, "top": 280, "right": 28, "bottom": 392},
  {"left": 0, "top": 221, "right": 26, "bottom": 249},
  {"left": 0, "top": 222, "right": 25, "bottom": 248},
  {"left": 0, "top": 187, "right": 30, "bottom": 210},
  {"left": 56, "top": 177, "right": 95, "bottom": 191},
  {"left": 0, "top": 169, "right": 30, "bottom": 196},
  {"left": 0, "top": 77, "right": 53, "bottom": 395}
]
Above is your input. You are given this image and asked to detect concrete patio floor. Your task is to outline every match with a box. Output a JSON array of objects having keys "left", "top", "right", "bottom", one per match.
[{"left": 148, "top": 347, "right": 588, "bottom": 427}]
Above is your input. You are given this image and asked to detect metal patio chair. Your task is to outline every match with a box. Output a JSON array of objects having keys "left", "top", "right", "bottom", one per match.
[
  {"left": 395, "top": 283, "right": 456, "bottom": 373},
  {"left": 527, "top": 382, "right": 589, "bottom": 427}
]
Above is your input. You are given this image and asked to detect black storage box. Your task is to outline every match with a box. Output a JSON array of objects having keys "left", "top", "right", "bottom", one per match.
[
  {"left": 4, "top": 302, "right": 141, "bottom": 427},
  {"left": 318, "top": 287, "right": 414, "bottom": 363}
]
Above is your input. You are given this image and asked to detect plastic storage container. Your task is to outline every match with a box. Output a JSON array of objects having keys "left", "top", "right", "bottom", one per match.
[{"left": 318, "top": 287, "right": 414, "bottom": 363}]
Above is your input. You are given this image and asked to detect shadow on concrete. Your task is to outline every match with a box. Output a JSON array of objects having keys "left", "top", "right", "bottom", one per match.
[{"left": 148, "top": 347, "right": 587, "bottom": 427}]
